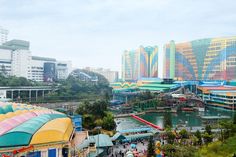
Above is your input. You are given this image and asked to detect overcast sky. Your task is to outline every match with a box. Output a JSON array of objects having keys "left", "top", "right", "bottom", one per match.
[{"left": 0, "top": 0, "right": 236, "bottom": 76}]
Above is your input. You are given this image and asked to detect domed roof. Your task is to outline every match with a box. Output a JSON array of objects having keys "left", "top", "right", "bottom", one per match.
[{"left": 0, "top": 102, "right": 73, "bottom": 148}]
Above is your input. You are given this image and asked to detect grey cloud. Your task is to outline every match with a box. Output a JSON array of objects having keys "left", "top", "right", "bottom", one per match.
[{"left": 0, "top": 0, "right": 236, "bottom": 73}]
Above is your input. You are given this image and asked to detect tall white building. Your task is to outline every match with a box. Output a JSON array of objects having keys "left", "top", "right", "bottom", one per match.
[
  {"left": 0, "top": 39, "right": 72, "bottom": 82},
  {"left": 0, "top": 26, "right": 9, "bottom": 45},
  {"left": 11, "top": 49, "right": 31, "bottom": 78},
  {"left": 3, "top": 40, "right": 31, "bottom": 78}
]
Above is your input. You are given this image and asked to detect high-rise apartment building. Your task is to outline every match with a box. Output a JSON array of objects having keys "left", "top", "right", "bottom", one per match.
[
  {"left": 0, "top": 40, "right": 31, "bottom": 78},
  {"left": 0, "top": 26, "right": 8, "bottom": 45},
  {"left": 163, "top": 36, "right": 236, "bottom": 80},
  {"left": 0, "top": 39, "right": 72, "bottom": 82},
  {"left": 5, "top": 40, "right": 31, "bottom": 78},
  {"left": 122, "top": 46, "right": 158, "bottom": 81}
]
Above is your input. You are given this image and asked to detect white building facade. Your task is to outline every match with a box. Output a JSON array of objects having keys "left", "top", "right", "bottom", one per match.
[
  {"left": 31, "top": 56, "right": 57, "bottom": 82},
  {"left": 0, "top": 39, "right": 72, "bottom": 82},
  {"left": 11, "top": 49, "right": 31, "bottom": 78},
  {"left": 57, "top": 61, "right": 72, "bottom": 80}
]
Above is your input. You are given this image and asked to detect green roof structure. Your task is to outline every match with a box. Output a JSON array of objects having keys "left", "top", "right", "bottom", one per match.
[
  {"left": 0, "top": 105, "right": 13, "bottom": 114},
  {"left": 125, "top": 133, "right": 153, "bottom": 141},
  {"left": 111, "top": 132, "right": 126, "bottom": 141},
  {"left": 92, "top": 134, "right": 113, "bottom": 147}
]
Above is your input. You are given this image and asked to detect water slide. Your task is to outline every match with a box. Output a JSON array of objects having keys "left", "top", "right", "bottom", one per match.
[{"left": 131, "top": 114, "right": 163, "bottom": 130}]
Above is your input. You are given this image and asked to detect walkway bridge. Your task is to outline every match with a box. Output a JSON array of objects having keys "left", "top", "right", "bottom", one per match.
[{"left": 0, "top": 86, "right": 55, "bottom": 101}]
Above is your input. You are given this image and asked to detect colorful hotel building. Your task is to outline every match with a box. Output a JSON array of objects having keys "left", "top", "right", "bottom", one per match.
[
  {"left": 163, "top": 36, "right": 236, "bottom": 80},
  {"left": 122, "top": 46, "right": 158, "bottom": 81}
]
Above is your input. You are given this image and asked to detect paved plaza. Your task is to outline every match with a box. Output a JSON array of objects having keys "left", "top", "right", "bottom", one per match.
[{"left": 108, "top": 140, "right": 148, "bottom": 157}]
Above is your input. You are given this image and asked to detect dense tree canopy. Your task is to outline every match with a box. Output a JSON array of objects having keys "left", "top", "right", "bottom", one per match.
[
  {"left": 147, "top": 136, "right": 155, "bottom": 157},
  {"left": 0, "top": 74, "right": 41, "bottom": 86},
  {"left": 196, "top": 135, "right": 236, "bottom": 157},
  {"left": 0, "top": 69, "right": 112, "bottom": 103},
  {"left": 50, "top": 69, "right": 112, "bottom": 101},
  {"left": 164, "top": 112, "right": 172, "bottom": 129},
  {"left": 76, "top": 100, "right": 116, "bottom": 131},
  {"left": 195, "top": 130, "right": 202, "bottom": 145},
  {"left": 179, "top": 129, "right": 189, "bottom": 139},
  {"left": 162, "top": 144, "right": 197, "bottom": 157}
]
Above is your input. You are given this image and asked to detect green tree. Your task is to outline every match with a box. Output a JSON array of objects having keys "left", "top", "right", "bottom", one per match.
[
  {"left": 102, "top": 112, "right": 116, "bottom": 130},
  {"left": 176, "top": 146, "right": 197, "bottom": 157},
  {"left": 76, "top": 99, "right": 115, "bottom": 131},
  {"left": 205, "top": 125, "right": 212, "bottom": 135},
  {"left": 202, "top": 132, "right": 213, "bottom": 145},
  {"left": 179, "top": 129, "right": 188, "bottom": 139},
  {"left": 219, "top": 120, "right": 235, "bottom": 141},
  {"left": 203, "top": 125, "right": 213, "bottom": 145},
  {"left": 196, "top": 135, "right": 236, "bottom": 157},
  {"left": 104, "top": 91, "right": 110, "bottom": 101},
  {"left": 195, "top": 130, "right": 202, "bottom": 145},
  {"left": 233, "top": 114, "right": 236, "bottom": 125},
  {"left": 0, "top": 74, "right": 34, "bottom": 87},
  {"left": 8, "top": 76, "right": 32, "bottom": 86},
  {"left": 0, "top": 73, "right": 7, "bottom": 85},
  {"left": 76, "top": 100, "right": 108, "bottom": 118},
  {"left": 191, "top": 135, "right": 199, "bottom": 146},
  {"left": 93, "top": 100, "right": 108, "bottom": 117},
  {"left": 166, "top": 129, "right": 176, "bottom": 144},
  {"left": 162, "top": 144, "right": 175, "bottom": 157},
  {"left": 147, "top": 136, "right": 155, "bottom": 157},
  {"left": 164, "top": 112, "right": 172, "bottom": 129},
  {"left": 54, "top": 69, "right": 112, "bottom": 102},
  {"left": 95, "top": 119, "right": 103, "bottom": 126},
  {"left": 82, "top": 114, "right": 95, "bottom": 130},
  {"left": 1, "top": 64, "right": 7, "bottom": 76},
  {"left": 162, "top": 144, "right": 197, "bottom": 157}
]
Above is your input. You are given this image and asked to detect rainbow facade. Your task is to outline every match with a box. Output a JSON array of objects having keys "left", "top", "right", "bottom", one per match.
[
  {"left": 122, "top": 46, "right": 158, "bottom": 81},
  {"left": 164, "top": 36, "right": 236, "bottom": 80},
  {"left": 110, "top": 82, "right": 137, "bottom": 89}
]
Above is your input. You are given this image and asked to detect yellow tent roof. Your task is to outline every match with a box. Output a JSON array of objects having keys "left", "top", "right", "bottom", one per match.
[
  {"left": 5, "top": 112, "right": 16, "bottom": 118},
  {"left": 0, "top": 110, "right": 29, "bottom": 121},
  {"left": 30, "top": 118, "right": 73, "bottom": 145},
  {"left": 0, "top": 114, "right": 5, "bottom": 121}
]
